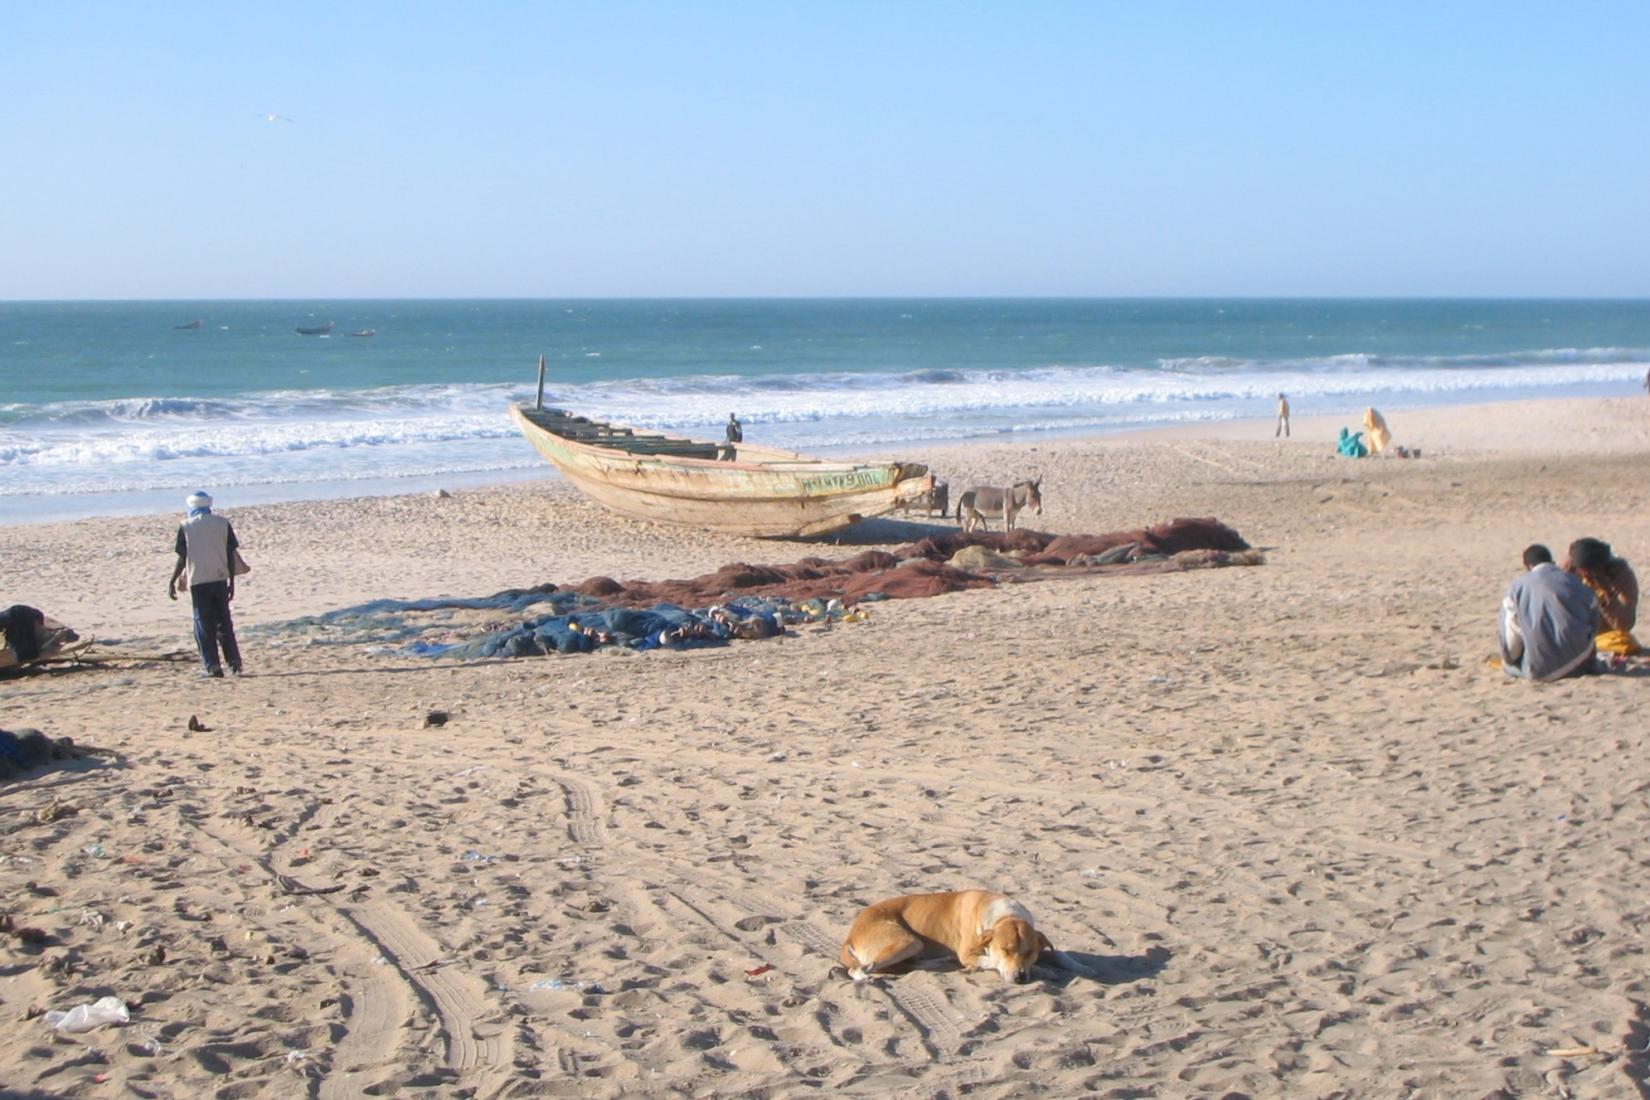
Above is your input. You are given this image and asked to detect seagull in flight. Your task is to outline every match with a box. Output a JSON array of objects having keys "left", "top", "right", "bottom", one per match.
[{"left": 260, "top": 113, "right": 294, "bottom": 124}]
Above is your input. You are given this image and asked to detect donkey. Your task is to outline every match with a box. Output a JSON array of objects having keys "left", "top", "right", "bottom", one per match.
[
  {"left": 956, "top": 479, "right": 1042, "bottom": 533},
  {"left": 905, "top": 479, "right": 949, "bottom": 518}
]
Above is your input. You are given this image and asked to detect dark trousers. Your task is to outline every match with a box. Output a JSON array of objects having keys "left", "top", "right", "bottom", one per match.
[{"left": 190, "top": 581, "right": 242, "bottom": 673}]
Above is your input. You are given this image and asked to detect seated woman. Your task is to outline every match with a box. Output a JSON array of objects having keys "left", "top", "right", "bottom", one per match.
[
  {"left": 1, "top": 605, "right": 79, "bottom": 671},
  {"left": 1566, "top": 537, "right": 1641, "bottom": 656},
  {"left": 1336, "top": 427, "right": 1367, "bottom": 458},
  {"left": 1363, "top": 407, "right": 1391, "bottom": 456}
]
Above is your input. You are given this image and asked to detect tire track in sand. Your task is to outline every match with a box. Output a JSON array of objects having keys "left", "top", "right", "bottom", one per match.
[
  {"left": 720, "top": 882, "right": 965, "bottom": 1057},
  {"left": 541, "top": 765, "right": 972, "bottom": 1076},
  {"left": 722, "top": 885, "right": 839, "bottom": 959},
  {"left": 553, "top": 765, "right": 967, "bottom": 1060},
  {"left": 555, "top": 772, "right": 606, "bottom": 848},
  {"left": 183, "top": 786, "right": 510, "bottom": 1095},
  {"left": 169, "top": 809, "right": 414, "bottom": 1099},
  {"left": 337, "top": 899, "right": 508, "bottom": 1074},
  {"left": 879, "top": 985, "right": 960, "bottom": 1055},
  {"left": 675, "top": 878, "right": 963, "bottom": 1055},
  {"left": 317, "top": 970, "right": 408, "bottom": 1100}
]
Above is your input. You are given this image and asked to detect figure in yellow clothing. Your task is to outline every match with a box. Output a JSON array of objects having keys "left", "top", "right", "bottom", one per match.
[
  {"left": 1363, "top": 406, "right": 1391, "bottom": 456},
  {"left": 1566, "top": 536, "right": 1641, "bottom": 656}
]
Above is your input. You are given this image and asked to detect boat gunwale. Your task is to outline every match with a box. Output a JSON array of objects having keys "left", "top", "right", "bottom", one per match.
[{"left": 510, "top": 404, "right": 907, "bottom": 476}]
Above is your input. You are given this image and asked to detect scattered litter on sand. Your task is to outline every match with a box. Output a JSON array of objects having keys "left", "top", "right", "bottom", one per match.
[{"left": 44, "top": 996, "right": 129, "bottom": 1033}]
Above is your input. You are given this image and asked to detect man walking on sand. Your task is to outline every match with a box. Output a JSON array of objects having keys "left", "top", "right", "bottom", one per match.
[
  {"left": 168, "top": 491, "right": 243, "bottom": 678},
  {"left": 1275, "top": 393, "right": 1290, "bottom": 437}
]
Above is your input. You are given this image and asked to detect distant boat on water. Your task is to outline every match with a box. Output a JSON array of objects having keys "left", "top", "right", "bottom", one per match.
[
  {"left": 174, "top": 319, "right": 203, "bottom": 330},
  {"left": 295, "top": 321, "right": 336, "bottom": 336},
  {"left": 348, "top": 328, "right": 376, "bottom": 337}
]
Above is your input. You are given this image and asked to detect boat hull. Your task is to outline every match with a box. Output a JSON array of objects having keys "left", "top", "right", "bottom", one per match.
[{"left": 510, "top": 405, "right": 932, "bottom": 538}]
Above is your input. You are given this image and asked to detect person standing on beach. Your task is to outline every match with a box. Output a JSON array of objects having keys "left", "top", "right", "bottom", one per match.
[
  {"left": 167, "top": 491, "right": 243, "bottom": 678},
  {"left": 721, "top": 413, "right": 743, "bottom": 461},
  {"left": 1499, "top": 546, "right": 1599, "bottom": 681},
  {"left": 1275, "top": 393, "right": 1290, "bottom": 437}
]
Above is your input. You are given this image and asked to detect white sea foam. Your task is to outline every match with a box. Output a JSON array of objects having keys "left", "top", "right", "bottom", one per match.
[
  {"left": 2, "top": 352, "right": 1646, "bottom": 499},
  {"left": 565, "top": 358, "right": 1649, "bottom": 433}
]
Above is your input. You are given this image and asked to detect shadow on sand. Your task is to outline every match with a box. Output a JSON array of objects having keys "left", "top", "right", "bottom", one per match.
[
  {"left": 1040, "top": 944, "right": 1173, "bottom": 987},
  {"left": 810, "top": 515, "right": 959, "bottom": 546},
  {"left": 828, "top": 944, "right": 1171, "bottom": 988},
  {"left": 1, "top": 749, "right": 126, "bottom": 791}
]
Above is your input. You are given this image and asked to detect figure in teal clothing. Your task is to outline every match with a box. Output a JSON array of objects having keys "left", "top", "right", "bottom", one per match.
[{"left": 1336, "top": 427, "right": 1367, "bottom": 458}]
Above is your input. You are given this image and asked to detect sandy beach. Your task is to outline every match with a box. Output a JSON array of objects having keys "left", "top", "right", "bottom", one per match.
[{"left": 4, "top": 394, "right": 1650, "bottom": 1098}]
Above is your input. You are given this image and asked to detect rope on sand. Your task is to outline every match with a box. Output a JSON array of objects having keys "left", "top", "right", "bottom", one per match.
[
  {"left": 1166, "top": 443, "right": 1266, "bottom": 477},
  {"left": 58, "top": 646, "right": 195, "bottom": 666}
]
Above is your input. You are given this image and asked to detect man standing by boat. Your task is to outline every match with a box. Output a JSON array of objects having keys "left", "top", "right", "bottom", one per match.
[
  {"left": 167, "top": 491, "right": 244, "bottom": 678},
  {"left": 722, "top": 413, "right": 743, "bottom": 460}
]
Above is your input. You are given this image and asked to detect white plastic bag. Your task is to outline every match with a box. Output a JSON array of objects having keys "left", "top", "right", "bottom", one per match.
[{"left": 44, "top": 996, "right": 129, "bottom": 1033}]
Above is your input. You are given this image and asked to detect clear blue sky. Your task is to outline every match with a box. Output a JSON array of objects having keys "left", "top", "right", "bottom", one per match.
[{"left": 3, "top": 2, "right": 1645, "bottom": 299}]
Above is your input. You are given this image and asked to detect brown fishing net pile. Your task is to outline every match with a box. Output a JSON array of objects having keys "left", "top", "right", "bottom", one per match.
[
  {"left": 566, "top": 516, "right": 1257, "bottom": 608},
  {"left": 272, "top": 517, "right": 1262, "bottom": 657}
]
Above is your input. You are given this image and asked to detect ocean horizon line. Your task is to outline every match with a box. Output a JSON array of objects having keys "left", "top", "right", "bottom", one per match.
[{"left": 8, "top": 293, "right": 1650, "bottom": 305}]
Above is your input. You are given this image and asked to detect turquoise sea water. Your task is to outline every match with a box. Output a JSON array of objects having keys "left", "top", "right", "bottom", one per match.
[{"left": 3, "top": 299, "right": 1648, "bottom": 521}]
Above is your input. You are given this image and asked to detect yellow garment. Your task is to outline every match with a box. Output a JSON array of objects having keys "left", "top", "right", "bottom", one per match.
[
  {"left": 1363, "top": 407, "right": 1391, "bottom": 455},
  {"left": 1595, "top": 628, "right": 1641, "bottom": 656},
  {"left": 1582, "top": 576, "right": 1642, "bottom": 655}
]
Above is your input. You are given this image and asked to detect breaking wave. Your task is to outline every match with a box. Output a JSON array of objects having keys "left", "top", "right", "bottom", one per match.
[{"left": 2, "top": 348, "right": 1646, "bottom": 496}]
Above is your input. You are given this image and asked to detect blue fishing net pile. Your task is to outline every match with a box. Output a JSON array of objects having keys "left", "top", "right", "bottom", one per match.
[
  {"left": 264, "top": 586, "right": 582, "bottom": 648},
  {"left": 258, "top": 587, "right": 851, "bottom": 660}
]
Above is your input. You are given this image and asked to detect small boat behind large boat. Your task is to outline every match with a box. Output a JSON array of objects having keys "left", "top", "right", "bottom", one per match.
[
  {"left": 348, "top": 328, "right": 376, "bottom": 338},
  {"left": 510, "top": 403, "right": 934, "bottom": 538},
  {"left": 295, "top": 321, "right": 335, "bottom": 336}
]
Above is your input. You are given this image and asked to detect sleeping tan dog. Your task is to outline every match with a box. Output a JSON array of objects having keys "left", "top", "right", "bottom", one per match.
[{"left": 838, "top": 889, "right": 1084, "bottom": 984}]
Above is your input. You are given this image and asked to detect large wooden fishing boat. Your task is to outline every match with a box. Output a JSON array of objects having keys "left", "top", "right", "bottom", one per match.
[{"left": 509, "top": 403, "right": 935, "bottom": 538}]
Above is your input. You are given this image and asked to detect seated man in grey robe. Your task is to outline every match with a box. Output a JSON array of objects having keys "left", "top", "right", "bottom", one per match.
[{"left": 1500, "top": 544, "right": 1600, "bottom": 681}]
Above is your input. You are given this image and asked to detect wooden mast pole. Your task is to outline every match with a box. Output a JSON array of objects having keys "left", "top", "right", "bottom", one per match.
[{"left": 535, "top": 353, "right": 546, "bottom": 410}]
